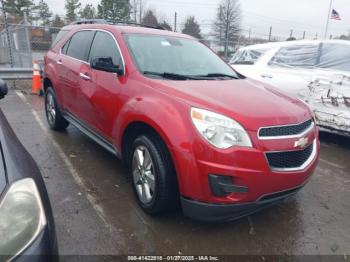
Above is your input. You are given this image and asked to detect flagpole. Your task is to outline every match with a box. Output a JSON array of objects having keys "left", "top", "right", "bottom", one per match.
[{"left": 324, "top": 0, "right": 333, "bottom": 39}]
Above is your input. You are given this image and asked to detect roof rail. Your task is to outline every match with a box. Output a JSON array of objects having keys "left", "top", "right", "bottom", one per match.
[
  {"left": 113, "top": 21, "right": 165, "bottom": 30},
  {"left": 70, "top": 19, "right": 108, "bottom": 25},
  {"left": 70, "top": 19, "right": 166, "bottom": 30}
]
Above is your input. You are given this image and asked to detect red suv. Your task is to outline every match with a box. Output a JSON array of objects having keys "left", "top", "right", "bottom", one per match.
[{"left": 44, "top": 20, "right": 319, "bottom": 222}]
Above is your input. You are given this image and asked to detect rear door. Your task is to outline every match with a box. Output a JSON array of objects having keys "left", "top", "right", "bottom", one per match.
[{"left": 57, "top": 30, "right": 95, "bottom": 116}]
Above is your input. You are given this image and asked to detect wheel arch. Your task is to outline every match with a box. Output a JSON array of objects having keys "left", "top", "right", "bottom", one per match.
[
  {"left": 43, "top": 77, "right": 53, "bottom": 93},
  {"left": 121, "top": 120, "right": 173, "bottom": 166}
]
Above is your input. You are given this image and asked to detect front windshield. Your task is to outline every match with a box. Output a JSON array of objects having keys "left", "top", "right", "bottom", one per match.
[{"left": 124, "top": 34, "right": 238, "bottom": 79}]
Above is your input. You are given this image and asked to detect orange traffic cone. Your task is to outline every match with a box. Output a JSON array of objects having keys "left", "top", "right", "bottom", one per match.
[{"left": 32, "top": 60, "right": 42, "bottom": 95}]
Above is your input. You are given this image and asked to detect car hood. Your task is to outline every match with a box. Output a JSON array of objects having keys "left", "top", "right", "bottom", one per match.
[{"left": 151, "top": 78, "right": 312, "bottom": 131}]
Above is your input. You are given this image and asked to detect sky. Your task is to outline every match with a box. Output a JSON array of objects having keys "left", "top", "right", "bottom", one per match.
[{"left": 47, "top": 0, "right": 350, "bottom": 40}]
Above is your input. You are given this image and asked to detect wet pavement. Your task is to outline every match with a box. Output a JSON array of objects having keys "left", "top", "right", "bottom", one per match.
[{"left": 1, "top": 90, "right": 350, "bottom": 256}]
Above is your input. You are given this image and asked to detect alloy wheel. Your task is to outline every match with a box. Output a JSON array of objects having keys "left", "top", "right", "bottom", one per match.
[
  {"left": 132, "top": 145, "right": 156, "bottom": 204},
  {"left": 46, "top": 93, "right": 56, "bottom": 125}
]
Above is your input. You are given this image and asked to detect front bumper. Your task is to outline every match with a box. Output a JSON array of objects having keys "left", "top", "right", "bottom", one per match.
[{"left": 181, "top": 184, "right": 303, "bottom": 222}]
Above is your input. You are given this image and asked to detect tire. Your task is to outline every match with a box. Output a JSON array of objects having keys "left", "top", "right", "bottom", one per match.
[
  {"left": 130, "top": 134, "right": 178, "bottom": 215},
  {"left": 45, "top": 87, "right": 69, "bottom": 131}
]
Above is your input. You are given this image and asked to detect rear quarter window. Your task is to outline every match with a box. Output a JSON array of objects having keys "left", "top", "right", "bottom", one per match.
[
  {"left": 51, "top": 29, "right": 69, "bottom": 48},
  {"left": 230, "top": 49, "right": 267, "bottom": 65}
]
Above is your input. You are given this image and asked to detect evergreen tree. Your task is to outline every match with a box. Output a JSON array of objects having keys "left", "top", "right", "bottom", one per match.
[
  {"left": 35, "top": 0, "right": 52, "bottom": 26},
  {"left": 51, "top": 14, "right": 65, "bottom": 28},
  {"left": 159, "top": 21, "right": 172, "bottom": 31},
  {"left": 142, "top": 10, "right": 158, "bottom": 28},
  {"left": 182, "top": 16, "right": 202, "bottom": 39},
  {"left": 3, "top": 0, "right": 34, "bottom": 18},
  {"left": 79, "top": 4, "right": 96, "bottom": 19},
  {"left": 65, "top": 0, "right": 81, "bottom": 23},
  {"left": 97, "top": 0, "right": 130, "bottom": 23}
]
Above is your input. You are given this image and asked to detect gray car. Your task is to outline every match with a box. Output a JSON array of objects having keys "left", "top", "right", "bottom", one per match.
[{"left": 0, "top": 79, "right": 58, "bottom": 261}]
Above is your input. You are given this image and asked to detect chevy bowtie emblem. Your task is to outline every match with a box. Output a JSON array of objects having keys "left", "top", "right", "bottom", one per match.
[{"left": 294, "top": 137, "right": 309, "bottom": 149}]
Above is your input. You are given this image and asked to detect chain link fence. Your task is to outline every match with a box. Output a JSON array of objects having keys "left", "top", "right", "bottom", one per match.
[{"left": 0, "top": 20, "right": 60, "bottom": 70}]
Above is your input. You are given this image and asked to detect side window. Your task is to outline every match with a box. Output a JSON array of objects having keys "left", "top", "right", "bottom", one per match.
[
  {"left": 230, "top": 49, "right": 267, "bottom": 65},
  {"left": 66, "top": 31, "right": 95, "bottom": 61},
  {"left": 269, "top": 44, "right": 320, "bottom": 68},
  {"left": 318, "top": 43, "right": 350, "bottom": 72},
  {"left": 89, "top": 31, "right": 122, "bottom": 67}
]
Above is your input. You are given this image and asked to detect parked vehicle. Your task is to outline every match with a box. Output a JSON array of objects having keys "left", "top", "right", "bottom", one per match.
[
  {"left": 230, "top": 40, "right": 350, "bottom": 135},
  {"left": 44, "top": 20, "right": 319, "bottom": 222},
  {"left": 0, "top": 79, "right": 58, "bottom": 260}
]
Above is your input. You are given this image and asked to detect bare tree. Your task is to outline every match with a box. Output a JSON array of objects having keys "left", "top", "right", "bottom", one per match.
[
  {"left": 131, "top": 0, "right": 147, "bottom": 23},
  {"left": 213, "top": 0, "right": 241, "bottom": 58}
]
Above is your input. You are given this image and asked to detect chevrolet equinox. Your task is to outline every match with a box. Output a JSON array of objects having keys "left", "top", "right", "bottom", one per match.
[{"left": 44, "top": 20, "right": 319, "bottom": 222}]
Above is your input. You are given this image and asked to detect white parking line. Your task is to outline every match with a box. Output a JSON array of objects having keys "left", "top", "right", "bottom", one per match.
[
  {"left": 15, "top": 91, "right": 117, "bottom": 235},
  {"left": 319, "top": 158, "right": 346, "bottom": 169}
]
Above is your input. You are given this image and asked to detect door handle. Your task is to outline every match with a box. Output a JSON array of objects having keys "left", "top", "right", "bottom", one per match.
[
  {"left": 261, "top": 74, "right": 273, "bottom": 79},
  {"left": 79, "top": 73, "right": 91, "bottom": 81},
  {"left": 57, "top": 60, "right": 63, "bottom": 65}
]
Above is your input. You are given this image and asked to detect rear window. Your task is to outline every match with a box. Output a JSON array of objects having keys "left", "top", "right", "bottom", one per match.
[
  {"left": 51, "top": 29, "right": 69, "bottom": 47},
  {"left": 269, "top": 44, "right": 320, "bottom": 68},
  {"left": 230, "top": 49, "right": 267, "bottom": 65},
  {"left": 318, "top": 43, "right": 350, "bottom": 72}
]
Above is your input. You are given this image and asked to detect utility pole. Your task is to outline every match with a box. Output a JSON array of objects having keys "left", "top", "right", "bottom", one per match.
[
  {"left": 303, "top": 31, "right": 306, "bottom": 39},
  {"left": 139, "top": 0, "right": 142, "bottom": 23},
  {"left": 133, "top": 0, "right": 137, "bottom": 22},
  {"left": 224, "top": 4, "right": 229, "bottom": 59},
  {"left": 1, "top": 0, "right": 14, "bottom": 68},
  {"left": 174, "top": 12, "right": 177, "bottom": 32},
  {"left": 268, "top": 26, "right": 272, "bottom": 41},
  {"left": 23, "top": 12, "right": 32, "bottom": 68},
  {"left": 248, "top": 28, "right": 251, "bottom": 41},
  {"left": 324, "top": 0, "right": 333, "bottom": 39}
]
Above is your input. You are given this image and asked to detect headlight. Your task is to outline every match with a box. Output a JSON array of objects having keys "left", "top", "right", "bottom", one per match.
[
  {"left": 191, "top": 107, "right": 252, "bottom": 149},
  {"left": 0, "top": 178, "right": 46, "bottom": 257}
]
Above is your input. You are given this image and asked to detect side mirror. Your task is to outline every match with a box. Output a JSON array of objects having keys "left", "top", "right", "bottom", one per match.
[
  {"left": 0, "top": 79, "right": 8, "bottom": 100},
  {"left": 91, "top": 57, "right": 124, "bottom": 76}
]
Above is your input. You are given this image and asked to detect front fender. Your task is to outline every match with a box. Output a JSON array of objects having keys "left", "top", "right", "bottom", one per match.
[{"left": 114, "top": 96, "right": 199, "bottom": 196}]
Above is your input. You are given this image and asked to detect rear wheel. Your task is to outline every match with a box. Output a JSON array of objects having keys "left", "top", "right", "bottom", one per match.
[
  {"left": 130, "top": 134, "right": 178, "bottom": 215},
  {"left": 45, "top": 87, "right": 69, "bottom": 130}
]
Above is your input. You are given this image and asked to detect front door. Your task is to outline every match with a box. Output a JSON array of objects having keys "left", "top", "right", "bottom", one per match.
[{"left": 78, "top": 31, "right": 125, "bottom": 140}]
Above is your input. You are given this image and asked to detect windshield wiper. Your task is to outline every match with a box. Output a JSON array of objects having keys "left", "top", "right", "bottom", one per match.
[
  {"left": 143, "top": 71, "right": 201, "bottom": 80},
  {"left": 196, "top": 73, "right": 239, "bottom": 79}
]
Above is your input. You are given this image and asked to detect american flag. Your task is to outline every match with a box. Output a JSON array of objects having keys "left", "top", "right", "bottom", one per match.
[{"left": 331, "top": 9, "right": 341, "bottom": 20}]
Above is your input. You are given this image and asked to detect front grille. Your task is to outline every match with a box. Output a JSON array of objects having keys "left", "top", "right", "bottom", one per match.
[
  {"left": 266, "top": 142, "right": 314, "bottom": 170},
  {"left": 259, "top": 119, "right": 313, "bottom": 138}
]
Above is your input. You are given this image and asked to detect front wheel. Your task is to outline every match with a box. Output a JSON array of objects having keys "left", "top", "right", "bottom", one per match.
[{"left": 131, "top": 134, "right": 178, "bottom": 215}]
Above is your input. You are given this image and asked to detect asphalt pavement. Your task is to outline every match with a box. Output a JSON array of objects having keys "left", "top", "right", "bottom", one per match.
[{"left": 1, "top": 90, "right": 350, "bottom": 256}]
